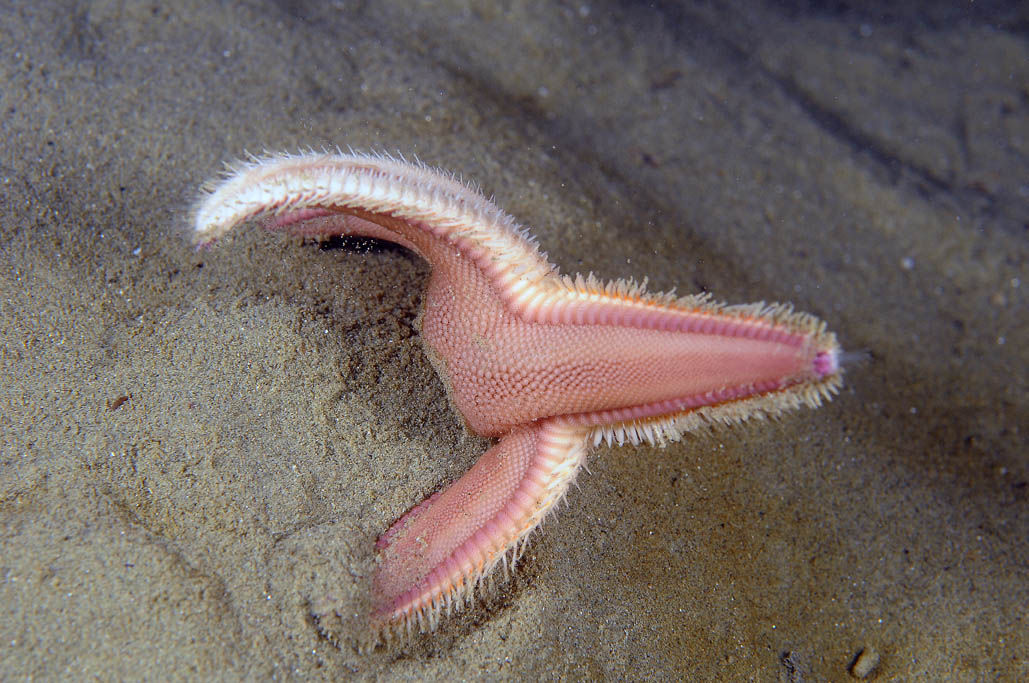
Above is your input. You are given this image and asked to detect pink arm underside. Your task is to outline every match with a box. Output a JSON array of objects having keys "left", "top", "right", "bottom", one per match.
[{"left": 370, "top": 425, "right": 545, "bottom": 626}]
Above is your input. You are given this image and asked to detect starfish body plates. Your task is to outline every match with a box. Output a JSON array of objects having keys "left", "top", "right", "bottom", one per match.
[{"left": 193, "top": 152, "right": 842, "bottom": 640}]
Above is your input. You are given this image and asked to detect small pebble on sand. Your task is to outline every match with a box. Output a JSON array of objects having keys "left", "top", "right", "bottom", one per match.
[{"left": 849, "top": 646, "right": 880, "bottom": 678}]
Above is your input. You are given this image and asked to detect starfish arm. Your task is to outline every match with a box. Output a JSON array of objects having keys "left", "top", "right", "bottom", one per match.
[
  {"left": 193, "top": 152, "right": 559, "bottom": 305},
  {"left": 370, "top": 419, "right": 589, "bottom": 639}
]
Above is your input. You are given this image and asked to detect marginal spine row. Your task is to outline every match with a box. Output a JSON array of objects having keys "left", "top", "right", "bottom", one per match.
[{"left": 589, "top": 371, "right": 843, "bottom": 448}]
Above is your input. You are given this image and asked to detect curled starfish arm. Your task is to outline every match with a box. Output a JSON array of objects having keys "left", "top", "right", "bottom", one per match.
[{"left": 192, "top": 152, "right": 557, "bottom": 294}]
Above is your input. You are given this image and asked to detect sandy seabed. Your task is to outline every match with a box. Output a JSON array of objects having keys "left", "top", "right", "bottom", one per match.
[{"left": 1, "top": 2, "right": 1026, "bottom": 680}]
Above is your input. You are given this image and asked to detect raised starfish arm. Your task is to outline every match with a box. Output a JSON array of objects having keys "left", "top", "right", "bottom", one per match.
[{"left": 193, "top": 152, "right": 843, "bottom": 644}]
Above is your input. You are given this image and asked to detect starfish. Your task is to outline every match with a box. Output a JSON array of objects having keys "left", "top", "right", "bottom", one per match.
[{"left": 193, "top": 151, "right": 842, "bottom": 643}]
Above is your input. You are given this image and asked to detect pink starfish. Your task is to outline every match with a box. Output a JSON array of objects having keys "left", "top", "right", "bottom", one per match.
[{"left": 193, "top": 152, "right": 842, "bottom": 643}]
